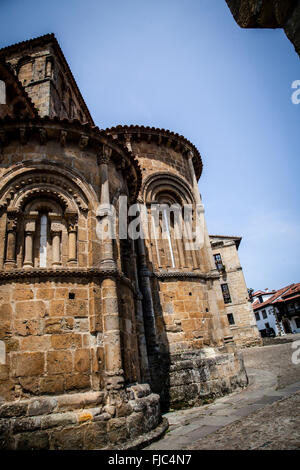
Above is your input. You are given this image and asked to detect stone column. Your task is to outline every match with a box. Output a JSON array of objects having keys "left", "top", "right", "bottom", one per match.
[
  {"left": 137, "top": 203, "right": 160, "bottom": 387},
  {"left": 174, "top": 212, "right": 185, "bottom": 268},
  {"left": 132, "top": 240, "right": 151, "bottom": 384},
  {"left": 50, "top": 214, "right": 62, "bottom": 267},
  {"left": 23, "top": 212, "right": 38, "bottom": 268},
  {"left": 66, "top": 213, "right": 78, "bottom": 264},
  {"left": 187, "top": 151, "right": 214, "bottom": 271},
  {"left": 97, "top": 145, "right": 115, "bottom": 270},
  {"left": 97, "top": 144, "right": 124, "bottom": 390},
  {"left": 4, "top": 211, "right": 18, "bottom": 268}
]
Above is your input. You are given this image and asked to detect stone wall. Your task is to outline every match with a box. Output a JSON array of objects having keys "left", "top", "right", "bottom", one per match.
[{"left": 0, "top": 384, "right": 165, "bottom": 450}]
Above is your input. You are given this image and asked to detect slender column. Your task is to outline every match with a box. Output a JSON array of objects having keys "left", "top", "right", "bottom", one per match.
[
  {"left": 187, "top": 151, "right": 214, "bottom": 271},
  {"left": 23, "top": 213, "right": 37, "bottom": 268},
  {"left": 138, "top": 202, "right": 160, "bottom": 360},
  {"left": 174, "top": 214, "right": 185, "bottom": 268},
  {"left": 23, "top": 232, "right": 34, "bottom": 267},
  {"left": 51, "top": 232, "right": 61, "bottom": 266},
  {"left": 97, "top": 144, "right": 124, "bottom": 390},
  {"left": 132, "top": 240, "right": 151, "bottom": 383},
  {"left": 66, "top": 213, "right": 78, "bottom": 264},
  {"left": 5, "top": 211, "right": 18, "bottom": 268},
  {"left": 97, "top": 145, "right": 115, "bottom": 270}
]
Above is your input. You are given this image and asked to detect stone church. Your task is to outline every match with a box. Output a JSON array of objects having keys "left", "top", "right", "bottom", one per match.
[{"left": 0, "top": 34, "right": 261, "bottom": 449}]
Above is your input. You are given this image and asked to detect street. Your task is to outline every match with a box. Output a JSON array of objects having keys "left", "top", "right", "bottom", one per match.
[{"left": 145, "top": 336, "right": 300, "bottom": 450}]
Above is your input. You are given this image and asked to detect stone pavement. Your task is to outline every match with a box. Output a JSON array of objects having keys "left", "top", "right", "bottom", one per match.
[{"left": 145, "top": 341, "right": 300, "bottom": 450}]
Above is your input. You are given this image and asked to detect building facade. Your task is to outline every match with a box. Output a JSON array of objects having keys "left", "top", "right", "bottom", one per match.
[
  {"left": 210, "top": 235, "right": 261, "bottom": 348},
  {"left": 252, "top": 284, "right": 300, "bottom": 336},
  {"left": 0, "top": 34, "right": 258, "bottom": 450}
]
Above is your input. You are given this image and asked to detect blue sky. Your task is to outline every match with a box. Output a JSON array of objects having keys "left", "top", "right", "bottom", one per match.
[{"left": 0, "top": 0, "right": 299, "bottom": 291}]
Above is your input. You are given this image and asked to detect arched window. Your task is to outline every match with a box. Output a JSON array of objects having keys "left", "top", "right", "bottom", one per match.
[
  {"left": 143, "top": 173, "right": 200, "bottom": 271},
  {"left": 21, "top": 199, "right": 76, "bottom": 269}
]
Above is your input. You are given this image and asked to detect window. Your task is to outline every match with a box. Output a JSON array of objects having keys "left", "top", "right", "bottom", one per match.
[
  {"left": 227, "top": 313, "right": 235, "bottom": 325},
  {"left": 262, "top": 310, "right": 267, "bottom": 319},
  {"left": 255, "top": 312, "right": 260, "bottom": 321},
  {"left": 258, "top": 296, "right": 263, "bottom": 303},
  {"left": 265, "top": 322, "right": 270, "bottom": 329},
  {"left": 214, "top": 253, "right": 224, "bottom": 271},
  {"left": 39, "top": 214, "right": 48, "bottom": 267},
  {"left": 295, "top": 318, "right": 300, "bottom": 329},
  {"left": 162, "top": 205, "right": 175, "bottom": 268},
  {"left": 221, "top": 283, "right": 232, "bottom": 304}
]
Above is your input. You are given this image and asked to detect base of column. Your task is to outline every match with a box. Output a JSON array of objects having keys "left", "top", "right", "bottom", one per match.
[
  {"left": 23, "top": 262, "right": 34, "bottom": 269},
  {"left": 100, "top": 259, "right": 117, "bottom": 271},
  {"left": 4, "top": 261, "right": 17, "bottom": 270}
]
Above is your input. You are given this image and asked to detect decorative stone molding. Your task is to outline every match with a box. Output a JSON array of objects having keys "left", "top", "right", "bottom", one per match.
[
  {"left": 0, "top": 267, "right": 136, "bottom": 292},
  {"left": 79, "top": 134, "right": 89, "bottom": 150},
  {"left": 142, "top": 171, "right": 195, "bottom": 205},
  {"left": 60, "top": 129, "right": 67, "bottom": 146},
  {"left": 4, "top": 209, "right": 19, "bottom": 267},
  {"left": 105, "top": 124, "right": 203, "bottom": 180},
  {"left": 97, "top": 144, "right": 112, "bottom": 165},
  {"left": 38, "top": 127, "right": 47, "bottom": 145},
  {"left": 19, "top": 126, "right": 27, "bottom": 144},
  {"left": 153, "top": 269, "right": 220, "bottom": 281},
  {"left": 0, "top": 171, "right": 89, "bottom": 213}
]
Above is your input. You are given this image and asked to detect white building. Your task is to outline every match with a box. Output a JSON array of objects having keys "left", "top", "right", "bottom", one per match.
[{"left": 252, "top": 284, "right": 300, "bottom": 336}]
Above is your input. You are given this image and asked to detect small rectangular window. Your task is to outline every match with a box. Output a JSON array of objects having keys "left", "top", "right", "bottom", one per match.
[
  {"left": 295, "top": 318, "right": 300, "bottom": 328},
  {"left": 262, "top": 310, "right": 267, "bottom": 319},
  {"left": 227, "top": 313, "right": 235, "bottom": 325},
  {"left": 221, "top": 283, "right": 232, "bottom": 304},
  {"left": 214, "top": 253, "right": 224, "bottom": 271},
  {"left": 255, "top": 312, "right": 260, "bottom": 321}
]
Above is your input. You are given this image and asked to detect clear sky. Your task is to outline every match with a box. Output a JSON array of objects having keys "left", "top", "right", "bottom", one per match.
[{"left": 0, "top": 0, "right": 299, "bottom": 291}]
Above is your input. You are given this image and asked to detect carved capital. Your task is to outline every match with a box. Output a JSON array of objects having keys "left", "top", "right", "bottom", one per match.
[
  {"left": 19, "top": 127, "right": 27, "bottom": 145},
  {"left": 24, "top": 211, "right": 38, "bottom": 232},
  {"left": 6, "top": 211, "right": 19, "bottom": 232},
  {"left": 124, "top": 133, "right": 132, "bottom": 152},
  {"left": 66, "top": 213, "right": 78, "bottom": 232},
  {"left": 38, "top": 128, "right": 47, "bottom": 145},
  {"left": 187, "top": 150, "right": 194, "bottom": 160},
  {"left": 79, "top": 134, "right": 89, "bottom": 150},
  {"left": 60, "top": 130, "right": 67, "bottom": 147},
  {"left": 97, "top": 144, "right": 112, "bottom": 165},
  {"left": 0, "top": 129, "right": 6, "bottom": 145}
]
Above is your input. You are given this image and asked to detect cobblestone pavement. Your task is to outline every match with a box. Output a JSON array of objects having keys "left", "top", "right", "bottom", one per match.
[{"left": 145, "top": 339, "right": 300, "bottom": 450}]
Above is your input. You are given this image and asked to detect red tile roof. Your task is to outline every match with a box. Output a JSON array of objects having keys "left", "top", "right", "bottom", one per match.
[{"left": 253, "top": 284, "right": 296, "bottom": 311}]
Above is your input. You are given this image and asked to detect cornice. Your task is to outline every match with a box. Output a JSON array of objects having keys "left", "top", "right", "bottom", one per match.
[
  {"left": 0, "top": 267, "right": 135, "bottom": 289},
  {"left": 105, "top": 124, "right": 203, "bottom": 180},
  {"left": 153, "top": 270, "right": 219, "bottom": 281}
]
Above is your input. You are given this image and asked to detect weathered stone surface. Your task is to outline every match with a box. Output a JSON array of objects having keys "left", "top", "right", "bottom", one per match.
[
  {"left": 0, "top": 33, "right": 255, "bottom": 450},
  {"left": 226, "top": 0, "right": 300, "bottom": 57}
]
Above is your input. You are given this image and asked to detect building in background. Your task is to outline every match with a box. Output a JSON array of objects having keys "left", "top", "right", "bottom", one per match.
[
  {"left": 252, "top": 283, "right": 300, "bottom": 336},
  {"left": 210, "top": 235, "right": 261, "bottom": 348}
]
